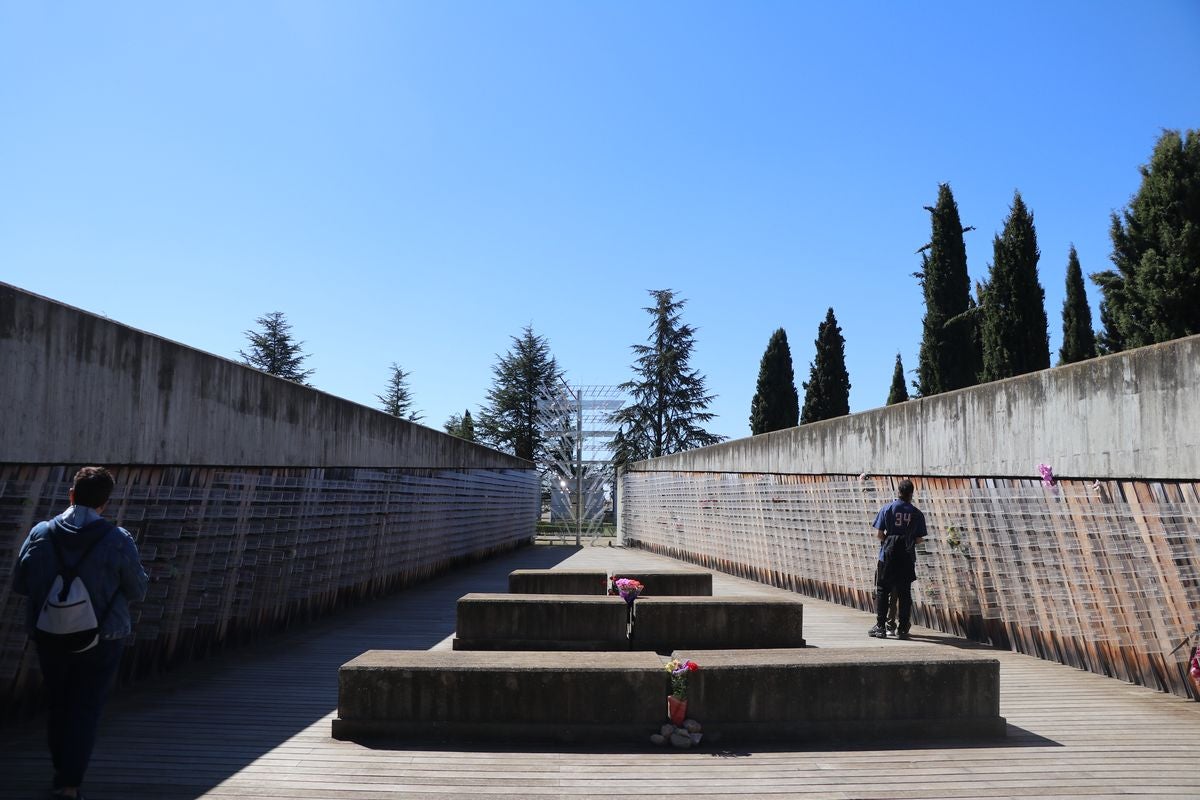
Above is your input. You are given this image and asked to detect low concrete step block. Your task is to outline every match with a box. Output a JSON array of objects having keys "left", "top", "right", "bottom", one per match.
[
  {"left": 508, "top": 569, "right": 608, "bottom": 595},
  {"left": 609, "top": 570, "right": 713, "bottom": 596},
  {"left": 333, "top": 650, "right": 666, "bottom": 742},
  {"left": 631, "top": 596, "right": 805, "bottom": 651},
  {"left": 674, "top": 648, "right": 1006, "bottom": 741},
  {"left": 452, "top": 593, "right": 631, "bottom": 650}
]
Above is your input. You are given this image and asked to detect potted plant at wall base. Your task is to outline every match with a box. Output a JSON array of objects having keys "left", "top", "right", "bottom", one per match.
[{"left": 665, "top": 657, "right": 699, "bottom": 725}]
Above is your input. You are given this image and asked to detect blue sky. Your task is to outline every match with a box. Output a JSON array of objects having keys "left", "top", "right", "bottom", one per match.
[{"left": 3, "top": 2, "right": 1198, "bottom": 443}]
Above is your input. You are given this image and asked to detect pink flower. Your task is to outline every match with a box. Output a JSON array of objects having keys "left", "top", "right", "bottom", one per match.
[{"left": 1037, "top": 463, "right": 1056, "bottom": 487}]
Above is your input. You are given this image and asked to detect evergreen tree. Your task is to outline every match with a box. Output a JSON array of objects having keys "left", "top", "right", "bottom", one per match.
[
  {"left": 1059, "top": 245, "right": 1097, "bottom": 364},
  {"left": 800, "top": 307, "right": 851, "bottom": 424},
  {"left": 916, "top": 184, "right": 980, "bottom": 395},
  {"left": 444, "top": 409, "right": 476, "bottom": 441},
  {"left": 611, "top": 289, "right": 724, "bottom": 463},
  {"left": 238, "top": 311, "right": 314, "bottom": 385},
  {"left": 377, "top": 363, "right": 423, "bottom": 422},
  {"left": 978, "top": 191, "right": 1050, "bottom": 381},
  {"left": 477, "top": 326, "right": 561, "bottom": 462},
  {"left": 887, "top": 353, "right": 909, "bottom": 405},
  {"left": 749, "top": 327, "right": 799, "bottom": 435},
  {"left": 1092, "top": 129, "right": 1200, "bottom": 352}
]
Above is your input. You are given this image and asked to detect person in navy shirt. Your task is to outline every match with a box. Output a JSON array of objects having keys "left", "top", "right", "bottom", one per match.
[{"left": 868, "top": 478, "right": 927, "bottom": 640}]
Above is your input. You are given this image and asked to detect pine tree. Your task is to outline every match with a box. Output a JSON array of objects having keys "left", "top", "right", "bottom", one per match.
[
  {"left": 916, "top": 184, "right": 980, "bottom": 395},
  {"left": 979, "top": 191, "right": 1050, "bottom": 381},
  {"left": 477, "top": 326, "right": 561, "bottom": 462},
  {"left": 749, "top": 327, "right": 799, "bottom": 435},
  {"left": 800, "top": 307, "right": 851, "bottom": 424},
  {"left": 611, "top": 289, "right": 724, "bottom": 464},
  {"left": 887, "top": 353, "right": 909, "bottom": 405},
  {"left": 1059, "top": 245, "right": 1097, "bottom": 364},
  {"left": 377, "top": 363, "right": 422, "bottom": 421},
  {"left": 1092, "top": 129, "right": 1200, "bottom": 352},
  {"left": 444, "top": 409, "right": 476, "bottom": 441},
  {"left": 238, "top": 311, "right": 314, "bottom": 384}
]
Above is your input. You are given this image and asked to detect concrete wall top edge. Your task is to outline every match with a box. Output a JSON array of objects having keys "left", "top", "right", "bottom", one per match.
[
  {"left": 1, "top": 281, "right": 532, "bottom": 469},
  {"left": 627, "top": 333, "right": 1200, "bottom": 481}
]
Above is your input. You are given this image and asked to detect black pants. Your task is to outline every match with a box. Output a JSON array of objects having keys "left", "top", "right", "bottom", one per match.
[
  {"left": 874, "top": 564, "right": 913, "bottom": 632},
  {"left": 35, "top": 638, "right": 125, "bottom": 790}
]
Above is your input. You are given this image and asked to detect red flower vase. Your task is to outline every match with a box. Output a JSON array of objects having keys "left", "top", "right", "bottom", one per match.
[{"left": 667, "top": 695, "right": 688, "bottom": 726}]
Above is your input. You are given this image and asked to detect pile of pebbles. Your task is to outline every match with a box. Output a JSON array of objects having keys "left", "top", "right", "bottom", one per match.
[{"left": 650, "top": 719, "right": 703, "bottom": 748}]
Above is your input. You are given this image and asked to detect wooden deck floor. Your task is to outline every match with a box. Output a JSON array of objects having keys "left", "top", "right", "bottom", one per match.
[{"left": 3, "top": 544, "right": 1199, "bottom": 799}]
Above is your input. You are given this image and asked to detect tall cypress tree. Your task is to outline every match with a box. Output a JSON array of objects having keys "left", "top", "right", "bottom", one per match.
[
  {"left": 887, "top": 353, "right": 909, "bottom": 405},
  {"left": 1059, "top": 245, "right": 1097, "bottom": 364},
  {"left": 1092, "top": 129, "right": 1200, "bottom": 352},
  {"left": 916, "top": 184, "right": 980, "bottom": 395},
  {"left": 979, "top": 191, "right": 1050, "bottom": 381},
  {"left": 749, "top": 327, "right": 799, "bottom": 435},
  {"left": 800, "top": 308, "right": 851, "bottom": 424}
]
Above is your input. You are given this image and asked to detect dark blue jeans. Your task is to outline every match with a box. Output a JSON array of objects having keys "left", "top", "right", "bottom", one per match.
[{"left": 35, "top": 638, "right": 125, "bottom": 790}]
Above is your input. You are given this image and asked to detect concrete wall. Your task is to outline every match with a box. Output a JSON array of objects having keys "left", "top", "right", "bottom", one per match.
[
  {"left": 629, "top": 334, "right": 1200, "bottom": 480},
  {"left": 620, "top": 336, "right": 1200, "bottom": 697},
  {"left": 1, "top": 281, "right": 542, "bottom": 714},
  {"left": 1, "top": 282, "right": 527, "bottom": 469}
]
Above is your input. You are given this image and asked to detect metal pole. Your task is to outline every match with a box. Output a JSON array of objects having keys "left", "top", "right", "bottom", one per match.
[{"left": 575, "top": 385, "right": 583, "bottom": 547}]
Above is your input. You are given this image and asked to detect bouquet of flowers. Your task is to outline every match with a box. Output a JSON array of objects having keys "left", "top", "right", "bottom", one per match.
[
  {"left": 614, "top": 577, "right": 644, "bottom": 601},
  {"left": 664, "top": 658, "right": 700, "bottom": 700}
]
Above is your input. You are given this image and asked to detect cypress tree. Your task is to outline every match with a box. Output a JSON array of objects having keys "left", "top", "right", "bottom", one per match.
[
  {"left": 800, "top": 308, "right": 851, "bottom": 424},
  {"left": 979, "top": 191, "right": 1050, "bottom": 381},
  {"left": 916, "top": 184, "right": 981, "bottom": 395},
  {"left": 749, "top": 327, "right": 800, "bottom": 435},
  {"left": 1059, "top": 245, "right": 1097, "bottom": 364},
  {"left": 444, "top": 409, "right": 476, "bottom": 441},
  {"left": 1092, "top": 129, "right": 1200, "bottom": 352},
  {"left": 886, "top": 353, "right": 909, "bottom": 405}
]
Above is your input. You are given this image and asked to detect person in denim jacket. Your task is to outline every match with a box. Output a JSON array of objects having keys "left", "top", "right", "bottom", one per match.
[{"left": 12, "top": 466, "right": 148, "bottom": 800}]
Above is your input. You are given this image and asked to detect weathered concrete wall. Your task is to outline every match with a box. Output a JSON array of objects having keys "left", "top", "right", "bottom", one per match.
[
  {"left": 0, "top": 282, "right": 527, "bottom": 469},
  {"left": 1, "top": 281, "right": 541, "bottom": 715},
  {"left": 630, "top": 334, "right": 1200, "bottom": 480}
]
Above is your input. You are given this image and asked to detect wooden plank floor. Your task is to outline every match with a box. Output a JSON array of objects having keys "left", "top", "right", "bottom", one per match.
[{"left": 3, "top": 544, "right": 1199, "bottom": 799}]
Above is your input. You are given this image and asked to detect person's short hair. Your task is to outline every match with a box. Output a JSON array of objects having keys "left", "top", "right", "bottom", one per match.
[
  {"left": 73, "top": 466, "right": 115, "bottom": 509},
  {"left": 897, "top": 478, "right": 914, "bottom": 499}
]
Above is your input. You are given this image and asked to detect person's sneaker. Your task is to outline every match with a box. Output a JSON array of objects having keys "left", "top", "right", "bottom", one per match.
[
  {"left": 868, "top": 625, "right": 888, "bottom": 639},
  {"left": 886, "top": 621, "right": 898, "bottom": 633},
  {"left": 896, "top": 630, "right": 911, "bottom": 640}
]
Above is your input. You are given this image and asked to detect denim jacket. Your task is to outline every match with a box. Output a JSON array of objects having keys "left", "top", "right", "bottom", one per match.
[{"left": 12, "top": 506, "right": 149, "bottom": 640}]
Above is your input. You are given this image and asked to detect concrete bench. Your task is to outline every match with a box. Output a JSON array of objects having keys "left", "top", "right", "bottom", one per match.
[
  {"left": 332, "top": 650, "right": 665, "bottom": 742},
  {"left": 452, "top": 593, "right": 630, "bottom": 650},
  {"left": 508, "top": 569, "right": 608, "bottom": 595},
  {"left": 631, "top": 596, "right": 805, "bottom": 651},
  {"left": 673, "top": 648, "right": 1006, "bottom": 741},
  {"left": 610, "top": 570, "right": 712, "bottom": 596}
]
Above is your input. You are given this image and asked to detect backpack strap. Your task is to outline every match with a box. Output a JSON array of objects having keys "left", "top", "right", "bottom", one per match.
[{"left": 45, "top": 517, "right": 118, "bottom": 604}]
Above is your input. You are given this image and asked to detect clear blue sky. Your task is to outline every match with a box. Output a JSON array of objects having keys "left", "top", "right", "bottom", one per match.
[{"left": 3, "top": 2, "right": 1198, "bottom": 443}]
